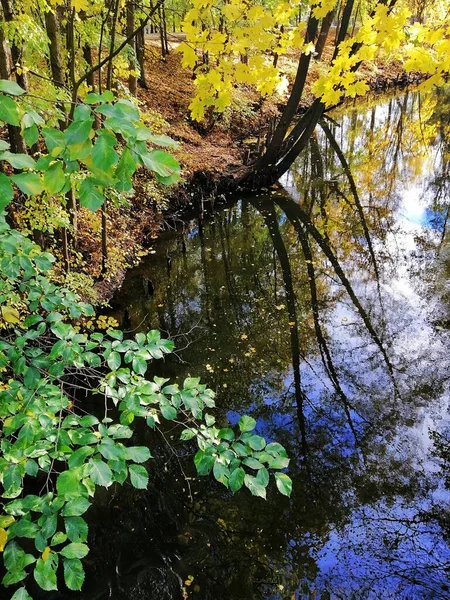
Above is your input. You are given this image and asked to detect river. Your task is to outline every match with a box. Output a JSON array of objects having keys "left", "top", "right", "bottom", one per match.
[{"left": 77, "top": 87, "right": 450, "bottom": 599}]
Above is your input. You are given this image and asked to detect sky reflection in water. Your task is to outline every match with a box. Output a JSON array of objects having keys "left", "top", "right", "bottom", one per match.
[{"left": 102, "top": 88, "right": 450, "bottom": 600}]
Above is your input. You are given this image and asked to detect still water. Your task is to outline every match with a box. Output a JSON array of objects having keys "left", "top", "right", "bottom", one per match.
[{"left": 81, "top": 88, "right": 450, "bottom": 599}]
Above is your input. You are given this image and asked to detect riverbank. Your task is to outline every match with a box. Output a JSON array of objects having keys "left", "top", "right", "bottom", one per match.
[{"left": 74, "top": 45, "right": 421, "bottom": 303}]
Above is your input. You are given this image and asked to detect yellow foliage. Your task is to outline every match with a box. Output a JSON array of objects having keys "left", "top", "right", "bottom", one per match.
[{"left": 0, "top": 529, "right": 7, "bottom": 552}]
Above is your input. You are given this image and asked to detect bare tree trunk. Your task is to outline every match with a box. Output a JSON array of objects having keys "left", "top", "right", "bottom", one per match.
[
  {"left": 83, "top": 45, "right": 95, "bottom": 89},
  {"left": 126, "top": 0, "right": 137, "bottom": 95},
  {"left": 106, "top": 0, "right": 120, "bottom": 90},
  {"left": 162, "top": 3, "right": 169, "bottom": 54},
  {"left": 315, "top": 9, "right": 336, "bottom": 59},
  {"left": 45, "top": 9, "right": 67, "bottom": 128},
  {"left": 158, "top": 3, "right": 166, "bottom": 58},
  {"left": 101, "top": 205, "right": 108, "bottom": 274},
  {"left": 136, "top": 27, "right": 148, "bottom": 88}
]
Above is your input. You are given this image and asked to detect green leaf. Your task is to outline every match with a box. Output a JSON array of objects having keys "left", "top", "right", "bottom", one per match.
[
  {"left": 128, "top": 464, "right": 148, "bottom": 489},
  {"left": 0, "top": 79, "right": 25, "bottom": 95},
  {"left": 23, "top": 123, "right": 39, "bottom": 147},
  {"left": 256, "top": 467, "right": 269, "bottom": 487},
  {"left": 244, "top": 474, "right": 266, "bottom": 499},
  {"left": 107, "top": 350, "right": 121, "bottom": 371},
  {"left": 180, "top": 428, "right": 196, "bottom": 441},
  {"left": 24, "top": 366, "right": 40, "bottom": 389},
  {"left": 124, "top": 446, "right": 151, "bottom": 463},
  {"left": 43, "top": 161, "right": 66, "bottom": 195},
  {"left": 141, "top": 149, "right": 180, "bottom": 183},
  {"left": 10, "top": 172, "right": 43, "bottom": 196},
  {"left": 65, "top": 117, "right": 93, "bottom": 147},
  {"left": 2, "top": 570, "right": 27, "bottom": 586},
  {"left": 42, "top": 128, "right": 65, "bottom": 155},
  {"left": 274, "top": 473, "right": 292, "bottom": 497},
  {"left": 56, "top": 469, "right": 82, "bottom": 498},
  {"left": 268, "top": 455, "right": 290, "bottom": 469},
  {"left": 63, "top": 557, "right": 85, "bottom": 591},
  {"left": 9, "top": 518, "right": 39, "bottom": 538},
  {"left": 65, "top": 516, "right": 88, "bottom": 543},
  {"left": 213, "top": 461, "right": 229, "bottom": 486},
  {"left": 34, "top": 252, "right": 55, "bottom": 271},
  {"left": 160, "top": 403, "right": 177, "bottom": 420},
  {"left": 60, "top": 542, "right": 89, "bottom": 559},
  {"left": 68, "top": 446, "right": 95, "bottom": 469},
  {"left": 61, "top": 497, "right": 91, "bottom": 517},
  {"left": 132, "top": 355, "right": 147, "bottom": 376},
  {"left": 145, "top": 132, "right": 179, "bottom": 148},
  {"left": 115, "top": 147, "right": 136, "bottom": 192},
  {"left": 88, "top": 458, "right": 113, "bottom": 487},
  {"left": 0, "top": 172, "right": 13, "bottom": 209},
  {"left": 242, "top": 457, "right": 264, "bottom": 470},
  {"left": 0, "top": 151, "right": 35, "bottom": 169},
  {"left": 229, "top": 467, "right": 245, "bottom": 492},
  {"left": 3, "top": 541, "right": 25, "bottom": 571},
  {"left": 265, "top": 442, "right": 288, "bottom": 457},
  {"left": 194, "top": 450, "right": 215, "bottom": 476},
  {"left": 11, "top": 587, "right": 33, "bottom": 600},
  {"left": 34, "top": 556, "right": 58, "bottom": 591},
  {"left": 50, "top": 531, "right": 67, "bottom": 546},
  {"left": 218, "top": 428, "right": 235, "bottom": 441},
  {"left": 0, "top": 515, "right": 15, "bottom": 528},
  {"left": 246, "top": 434, "right": 266, "bottom": 451},
  {"left": 92, "top": 130, "right": 118, "bottom": 171},
  {"left": 79, "top": 178, "right": 104, "bottom": 212},
  {"left": 238, "top": 415, "right": 256, "bottom": 433},
  {"left": 3, "top": 464, "right": 22, "bottom": 491},
  {"left": 0, "top": 95, "right": 19, "bottom": 125}
]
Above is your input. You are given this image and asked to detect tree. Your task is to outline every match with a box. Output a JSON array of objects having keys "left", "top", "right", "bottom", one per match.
[{"left": 177, "top": 0, "right": 450, "bottom": 184}]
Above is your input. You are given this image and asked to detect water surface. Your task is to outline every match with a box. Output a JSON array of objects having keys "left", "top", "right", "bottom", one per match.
[{"left": 82, "top": 87, "right": 450, "bottom": 599}]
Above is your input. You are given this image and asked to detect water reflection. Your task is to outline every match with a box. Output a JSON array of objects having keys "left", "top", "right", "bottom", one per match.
[{"left": 81, "top": 87, "right": 450, "bottom": 599}]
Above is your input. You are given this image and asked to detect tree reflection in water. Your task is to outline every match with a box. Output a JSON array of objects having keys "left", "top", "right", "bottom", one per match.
[{"left": 77, "top": 88, "right": 450, "bottom": 600}]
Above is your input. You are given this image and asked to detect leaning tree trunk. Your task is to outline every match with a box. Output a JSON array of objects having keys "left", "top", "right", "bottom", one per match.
[
  {"left": 315, "top": 8, "right": 336, "bottom": 59},
  {"left": 253, "top": 13, "right": 319, "bottom": 173},
  {"left": 245, "top": 0, "right": 357, "bottom": 187}
]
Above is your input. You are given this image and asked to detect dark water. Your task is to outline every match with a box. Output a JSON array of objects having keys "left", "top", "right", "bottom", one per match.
[{"left": 81, "top": 88, "right": 450, "bottom": 599}]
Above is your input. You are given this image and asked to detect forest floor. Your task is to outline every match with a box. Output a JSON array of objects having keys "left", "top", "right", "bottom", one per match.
[{"left": 60, "top": 39, "right": 421, "bottom": 302}]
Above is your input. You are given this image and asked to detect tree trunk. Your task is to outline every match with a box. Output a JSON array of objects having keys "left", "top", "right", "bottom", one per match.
[
  {"left": 254, "top": 14, "right": 319, "bottom": 172},
  {"left": 126, "top": 0, "right": 137, "bottom": 95},
  {"left": 106, "top": 0, "right": 120, "bottom": 91},
  {"left": 136, "top": 28, "right": 148, "bottom": 88},
  {"left": 315, "top": 9, "right": 336, "bottom": 59},
  {"left": 44, "top": 9, "right": 67, "bottom": 128},
  {"left": 162, "top": 4, "right": 169, "bottom": 54},
  {"left": 158, "top": 3, "right": 166, "bottom": 58},
  {"left": 83, "top": 45, "right": 95, "bottom": 89}
]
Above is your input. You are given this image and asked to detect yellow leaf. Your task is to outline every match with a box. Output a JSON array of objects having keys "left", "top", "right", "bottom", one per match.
[
  {"left": 42, "top": 546, "right": 51, "bottom": 561},
  {"left": 0, "top": 528, "right": 7, "bottom": 552},
  {"left": 1, "top": 305, "right": 20, "bottom": 324},
  {"left": 72, "top": 0, "right": 88, "bottom": 11}
]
